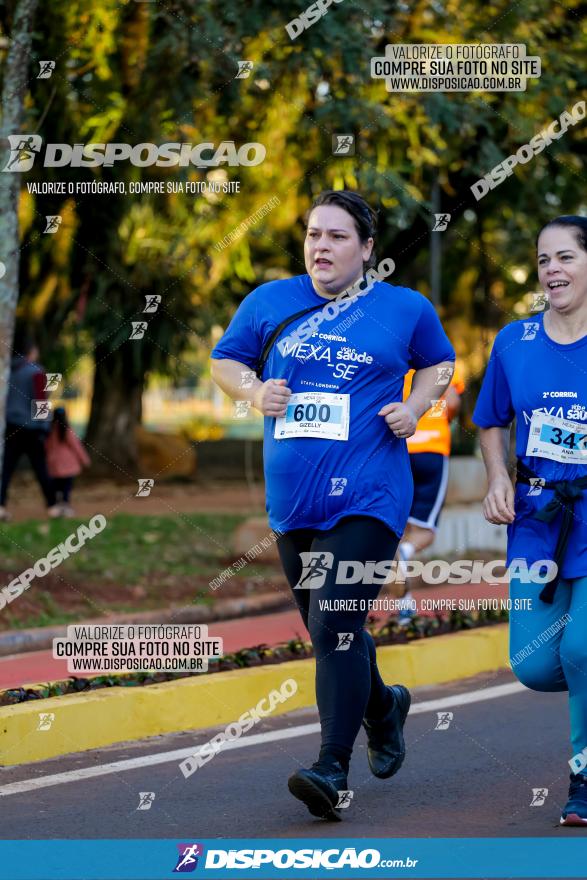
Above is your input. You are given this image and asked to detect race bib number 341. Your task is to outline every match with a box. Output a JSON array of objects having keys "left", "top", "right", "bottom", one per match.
[
  {"left": 526, "top": 412, "right": 587, "bottom": 463},
  {"left": 274, "top": 392, "right": 350, "bottom": 441}
]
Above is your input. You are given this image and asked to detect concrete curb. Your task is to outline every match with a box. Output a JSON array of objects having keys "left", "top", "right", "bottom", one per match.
[
  {"left": 0, "top": 591, "right": 291, "bottom": 657},
  {"left": 0, "top": 625, "right": 508, "bottom": 767}
]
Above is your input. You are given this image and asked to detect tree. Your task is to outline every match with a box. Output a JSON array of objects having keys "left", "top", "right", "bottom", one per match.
[
  {"left": 7, "top": 0, "right": 587, "bottom": 474},
  {"left": 0, "top": 0, "right": 39, "bottom": 474}
]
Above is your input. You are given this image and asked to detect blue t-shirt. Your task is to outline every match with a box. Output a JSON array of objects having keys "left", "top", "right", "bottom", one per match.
[
  {"left": 211, "top": 274, "right": 455, "bottom": 536},
  {"left": 473, "top": 313, "right": 587, "bottom": 578}
]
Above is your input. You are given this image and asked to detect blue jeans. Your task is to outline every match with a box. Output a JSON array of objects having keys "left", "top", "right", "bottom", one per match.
[{"left": 510, "top": 575, "right": 587, "bottom": 760}]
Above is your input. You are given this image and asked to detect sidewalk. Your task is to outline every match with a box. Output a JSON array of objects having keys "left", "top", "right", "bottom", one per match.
[{"left": 0, "top": 581, "right": 507, "bottom": 689}]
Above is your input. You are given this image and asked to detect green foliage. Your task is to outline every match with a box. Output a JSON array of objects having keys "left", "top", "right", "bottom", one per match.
[
  {"left": 2, "top": 0, "right": 586, "bottom": 415},
  {"left": 0, "top": 512, "right": 245, "bottom": 584}
]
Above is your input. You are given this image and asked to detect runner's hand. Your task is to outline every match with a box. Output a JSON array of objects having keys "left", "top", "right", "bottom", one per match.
[
  {"left": 378, "top": 402, "right": 418, "bottom": 438},
  {"left": 253, "top": 378, "right": 291, "bottom": 417},
  {"left": 483, "top": 475, "right": 515, "bottom": 524}
]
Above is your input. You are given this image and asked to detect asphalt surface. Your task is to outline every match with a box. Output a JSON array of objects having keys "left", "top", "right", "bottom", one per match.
[{"left": 0, "top": 670, "right": 581, "bottom": 842}]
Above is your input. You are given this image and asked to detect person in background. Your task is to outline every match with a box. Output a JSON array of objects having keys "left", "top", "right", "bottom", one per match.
[
  {"left": 46, "top": 406, "right": 91, "bottom": 517},
  {"left": 397, "top": 361, "right": 465, "bottom": 622},
  {"left": 0, "top": 338, "right": 60, "bottom": 522}
]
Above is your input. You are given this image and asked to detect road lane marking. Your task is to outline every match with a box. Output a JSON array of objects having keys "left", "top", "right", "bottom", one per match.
[{"left": 0, "top": 681, "right": 525, "bottom": 796}]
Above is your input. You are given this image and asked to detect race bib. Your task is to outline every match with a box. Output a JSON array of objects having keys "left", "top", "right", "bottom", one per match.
[
  {"left": 526, "top": 412, "right": 587, "bottom": 463},
  {"left": 274, "top": 392, "right": 350, "bottom": 441}
]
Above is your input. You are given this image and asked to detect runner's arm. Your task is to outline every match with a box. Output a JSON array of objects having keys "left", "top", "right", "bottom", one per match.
[
  {"left": 478, "top": 426, "right": 515, "bottom": 524},
  {"left": 210, "top": 358, "right": 263, "bottom": 402},
  {"left": 405, "top": 360, "right": 454, "bottom": 420},
  {"left": 210, "top": 358, "right": 291, "bottom": 417},
  {"left": 379, "top": 360, "right": 454, "bottom": 436}
]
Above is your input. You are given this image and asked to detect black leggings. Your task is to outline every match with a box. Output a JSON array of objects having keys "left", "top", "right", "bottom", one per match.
[{"left": 277, "top": 515, "right": 400, "bottom": 769}]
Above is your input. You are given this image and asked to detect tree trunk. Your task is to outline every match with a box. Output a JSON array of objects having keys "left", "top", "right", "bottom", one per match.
[
  {"left": 84, "top": 341, "right": 145, "bottom": 478},
  {"left": 0, "top": 0, "right": 39, "bottom": 473}
]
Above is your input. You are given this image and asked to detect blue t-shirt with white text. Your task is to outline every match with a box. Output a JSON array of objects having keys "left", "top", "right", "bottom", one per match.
[
  {"left": 473, "top": 313, "right": 587, "bottom": 578},
  {"left": 211, "top": 274, "right": 455, "bottom": 536}
]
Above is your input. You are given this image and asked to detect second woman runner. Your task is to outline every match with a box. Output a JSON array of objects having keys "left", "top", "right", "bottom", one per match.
[
  {"left": 211, "top": 190, "right": 455, "bottom": 820},
  {"left": 474, "top": 215, "right": 587, "bottom": 826}
]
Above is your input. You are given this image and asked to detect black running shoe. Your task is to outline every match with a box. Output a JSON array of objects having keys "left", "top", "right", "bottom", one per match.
[
  {"left": 362, "top": 684, "right": 411, "bottom": 779},
  {"left": 287, "top": 759, "right": 348, "bottom": 821},
  {"left": 560, "top": 773, "right": 587, "bottom": 826}
]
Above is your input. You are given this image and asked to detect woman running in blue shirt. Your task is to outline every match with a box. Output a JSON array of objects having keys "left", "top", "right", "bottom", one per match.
[
  {"left": 474, "top": 215, "right": 587, "bottom": 826},
  {"left": 211, "top": 190, "right": 455, "bottom": 820}
]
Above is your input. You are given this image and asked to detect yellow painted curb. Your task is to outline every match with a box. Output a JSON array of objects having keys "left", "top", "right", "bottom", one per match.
[{"left": 0, "top": 625, "right": 508, "bottom": 766}]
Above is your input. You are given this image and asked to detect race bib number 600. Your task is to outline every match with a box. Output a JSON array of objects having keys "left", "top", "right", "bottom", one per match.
[
  {"left": 274, "top": 392, "right": 350, "bottom": 441},
  {"left": 526, "top": 412, "right": 587, "bottom": 463}
]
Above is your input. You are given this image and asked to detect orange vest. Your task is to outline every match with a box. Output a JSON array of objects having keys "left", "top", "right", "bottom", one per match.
[{"left": 403, "top": 362, "right": 465, "bottom": 456}]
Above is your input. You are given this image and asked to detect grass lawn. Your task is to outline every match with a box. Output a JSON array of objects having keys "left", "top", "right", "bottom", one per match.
[{"left": 0, "top": 513, "right": 284, "bottom": 629}]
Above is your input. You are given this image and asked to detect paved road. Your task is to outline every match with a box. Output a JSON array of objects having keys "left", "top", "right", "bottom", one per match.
[{"left": 0, "top": 670, "right": 579, "bottom": 840}]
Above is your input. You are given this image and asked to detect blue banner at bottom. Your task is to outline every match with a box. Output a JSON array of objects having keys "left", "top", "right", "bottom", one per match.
[{"left": 0, "top": 838, "right": 586, "bottom": 879}]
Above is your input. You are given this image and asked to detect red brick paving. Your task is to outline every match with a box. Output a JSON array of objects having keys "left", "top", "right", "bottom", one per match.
[{"left": 0, "top": 581, "right": 508, "bottom": 689}]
